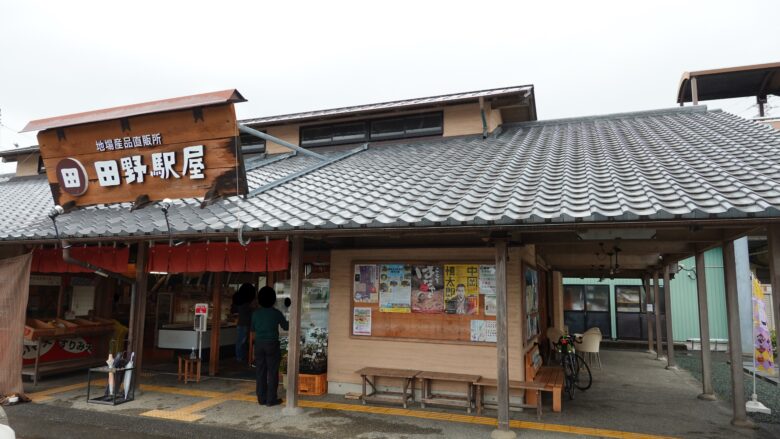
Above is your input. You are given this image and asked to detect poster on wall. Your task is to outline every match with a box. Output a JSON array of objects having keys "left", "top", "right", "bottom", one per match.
[
  {"left": 484, "top": 295, "right": 497, "bottom": 316},
  {"left": 302, "top": 279, "right": 330, "bottom": 333},
  {"left": 353, "top": 307, "right": 372, "bottom": 336},
  {"left": 470, "top": 320, "right": 497, "bottom": 342},
  {"left": 444, "top": 264, "right": 480, "bottom": 315},
  {"left": 354, "top": 264, "right": 379, "bottom": 303},
  {"left": 524, "top": 266, "right": 540, "bottom": 342},
  {"left": 379, "top": 264, "right": 412, "bottom": 312},
  {"left": 479, "top": 265, "right": 496, "bottom": 295},
  {"left": 411, "top": 265, "right": 445, "bottom": 313}
]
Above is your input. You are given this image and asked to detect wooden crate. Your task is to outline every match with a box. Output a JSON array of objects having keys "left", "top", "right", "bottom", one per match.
[{"left": 298, "top": 373, "right": 327, "bottom": 396}]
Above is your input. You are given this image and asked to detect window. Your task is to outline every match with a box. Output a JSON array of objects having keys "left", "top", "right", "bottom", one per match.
[
  {"left": 300, "top": 112, "right": 443, "bottom": 147},
  {"left": 239, "top": 131, "right": 266, "bottom": 153}
]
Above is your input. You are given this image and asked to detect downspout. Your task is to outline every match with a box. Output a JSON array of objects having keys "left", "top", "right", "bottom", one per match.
[
  {"left": 61, "top": 241, "right": 134, "bottom": 284},
  {"left": 479, "top": 97, "right": 488, "bottom": 139}
]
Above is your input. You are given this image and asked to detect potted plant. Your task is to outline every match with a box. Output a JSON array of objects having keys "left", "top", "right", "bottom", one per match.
[{"left": 299, "top": 328, "right": 328, "bottom": 375}]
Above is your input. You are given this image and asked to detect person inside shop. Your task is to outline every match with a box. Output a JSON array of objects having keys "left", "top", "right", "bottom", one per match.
[
  {"left": 252, "top": 286, "right": 289, "bottom": 407},
  {"left": 232, "top": 283, "right": 256, "bottom": 363}
]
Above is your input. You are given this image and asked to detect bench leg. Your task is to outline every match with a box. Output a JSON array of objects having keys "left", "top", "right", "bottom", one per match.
[
  {"left": 361, "top": 376, "right": 367, "bottom": 404},
  {"left": 552, "top": 388, "right": 561, "bottom": 413},
  {"left": 402, "top": 378, "right": 409, "bottom": 409},
  {"left": 536, "top": 390, "right": 542, "bottom": 420},
  {"left": 466, "top": 384, "right": 472, "bottom": 414},
  {"left": 476, "top": 386, "right": 483, "bottom": 416},
  {"left": 420, "top": 379, "right": 427, "bottom": 409},
  {"left": 410, "top": 377, "right": 416, "bottom": 403}
]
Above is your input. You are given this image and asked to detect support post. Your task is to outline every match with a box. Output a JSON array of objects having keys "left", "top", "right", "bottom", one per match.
[
  {"left": 691, "top": 77, "right": 699, "bottom": 105},
  {"left": 723, "top": 241, "right": 752, "bottom": 428},
  {"left": 130, "top": 242, "right": 149, "bottom": 383},
  {"left": 768, "top": 225, "right": 780, "bottom": 382},
  {"left": 653, "top": 271, "right": 665, "bottom": 361},
  {"left": 491, "top": 239, "right": 515, "bottom": 439},
  {"left": 695, "top": 251, "right": 716, "bottom": 400},
  {"left": 209, "top": 272, "right": 223, "bottom": 376},
  {"left": 663, "top": 265, "right": 677, "bottom": 370},
  {"left": 643, "top": 276, "right": 654, "bottom": 353},
  {"left": 283, "top": 236, "right": 304, "bottom": 416}
]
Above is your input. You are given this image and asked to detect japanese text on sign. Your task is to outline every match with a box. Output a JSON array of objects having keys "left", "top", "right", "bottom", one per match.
[
  {"left": 96, "top": 133, "right": 162, "bottom": 152},
  {"left": 92, "top": 145, "right": 205, "bottom": 187}
]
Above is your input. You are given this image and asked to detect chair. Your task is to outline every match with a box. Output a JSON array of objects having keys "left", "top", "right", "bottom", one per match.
[
  {"left": 584, "top": 326, "right": 602, "bottom": 336},
  {"left": 576, "top": 332, "right": 602, "bottom": 369},
  {"left": 546, "top": 327, "right": 564, "bottom": 364}
]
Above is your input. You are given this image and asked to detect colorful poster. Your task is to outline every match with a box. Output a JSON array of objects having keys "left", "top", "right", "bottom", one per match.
[
  {"left": 524, "top": 267, "right": 540, "bottom": 342},
  {"left": 479, "top": 265, "right": 496, "bottom": 295},
  {"left": 353, "top": 307, "right": 372, "bottom": 336},
  {"left": 354, "top": 264, "right": 379, "bottom": 303},
  {"left": 411, "top": 265, "right": 445, "bottom": 313},
  {"left": 484, "top": 295, "right": 497, "bottom": 316},
  {"left": 752, "top": 277, "right": 775, "bottom": 375},
  {"left": 470, "top": 320, "right": 497, "bottom": 343},
  {"left": 379, "top": 264, "right": 412, "bottom": 313},
  {"left": 444, "top": 264, "right": 480, "bottom": 315}
]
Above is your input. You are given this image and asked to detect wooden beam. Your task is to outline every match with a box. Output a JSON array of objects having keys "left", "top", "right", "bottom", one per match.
[
  {"left": 283, "top": 237, "right": 304, "bottom": 415},
  {"left": 493, "top": 238, "right": 513, "bottom": 436},
  {"left": 209, "top": 272, "right": 223, "bottom": 376},
  {"left": 768, "top": 225, "right": 780, "bottom": 389},
  {"left": 653, "top": 271, "right": 665, "bottom": 361},
  {"left": 722, "top": 240, "right": 751, "bottom": 427},
  {"left": 643, "top": 276, "right": 654, "bottom": 353},
  {"left": 663, "top": 265, "right": 677, "bottom": 369},
  {"left": 695, "top": 251, "right": 716, "bottom": 400},
  {"left": 130, "top": 242, "right": 149, "bottom": 381}
]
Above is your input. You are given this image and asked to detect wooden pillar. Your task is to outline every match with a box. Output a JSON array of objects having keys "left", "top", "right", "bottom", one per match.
[
  {"left": 663, "top": 265, "right": 677, "bottom": 369},
  {"left": 56, "top": 275, "right": 70, "bottom": 318},
  {"left": 768, "top": 225, "right": 780, "bottom": 381},
  {"left": 723, "top": 240, "right": 751, "bottom": 427},
  {"left": 694, "top": 251, "right": 716, "bottom": 400},
  {"left": 209, "top": 272, "right": 223, "bottom": 376},
  {"left": 492, "top": 239, "right": 515, "bottom": 439},
  {"left": 283, "top": 236, "right": 304, "bottom": 415},
  {"left": 643, "top": 276, "right": 654, "bottom": 353},
  {"left": 551, "top": 271, "right": 564, "bottom": 330},
  {"left": 653, "top": 271, "right": 665, "bottom": 360},
  {"left": 130, "top": 242, "right": 149, "bottom": 378}
]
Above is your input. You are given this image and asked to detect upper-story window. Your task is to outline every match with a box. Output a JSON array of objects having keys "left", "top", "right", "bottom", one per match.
[{"left": 300, "top": 112, "right": 443, "bottom": 147}]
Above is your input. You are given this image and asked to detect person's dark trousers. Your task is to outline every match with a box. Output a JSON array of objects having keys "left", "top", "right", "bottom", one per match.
[{"left": 255, "top": 340, "right": 281, "bottom": 405}]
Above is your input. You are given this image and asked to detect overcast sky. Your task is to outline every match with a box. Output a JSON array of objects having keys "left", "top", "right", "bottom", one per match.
[{"left": 1, "top": 0, "right": 778, "bottom": 173}]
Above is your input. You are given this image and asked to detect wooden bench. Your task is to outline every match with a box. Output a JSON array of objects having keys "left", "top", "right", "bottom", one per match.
[
  {"left": 472, "top": 378, "right": 545, "bottom": 419},
  {"left": 418, "top": 371, "right": 481, "bottom": 414},
  {"left": 529, "top": 366, "right": 564, "bottom": 412},
  {"left": 356, "top": 367, "right": 420, "bottom": 409}
]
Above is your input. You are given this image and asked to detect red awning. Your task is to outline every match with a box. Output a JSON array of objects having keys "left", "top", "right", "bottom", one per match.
[
  {"left": 32, "top": 246, "right": 130, "bottom": 274},
  {"left": 147, "top": 240, "right": 289, "bottom": 273}
]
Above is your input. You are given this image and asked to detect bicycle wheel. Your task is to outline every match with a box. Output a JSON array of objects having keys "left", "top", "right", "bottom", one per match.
[
  {"left": 574, "top": 354, "right": 592, "bottom": 390},
  {"left": 562, "top": 354, "right": 576, "bottom": 400}
]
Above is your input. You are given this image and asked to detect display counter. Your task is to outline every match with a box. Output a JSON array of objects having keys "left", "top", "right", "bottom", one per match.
[{"left": 157, "top": 323, "right": 238, "bottom": 350}]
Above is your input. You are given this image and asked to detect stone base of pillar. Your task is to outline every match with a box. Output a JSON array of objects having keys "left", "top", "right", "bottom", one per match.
[
  {"left": 731, "top": 418, "right": 756, "bottom": 429},
  {"left": 490, "top": 429, "right": 517, "bottom": 439},
  {"left": 282, "top": 406, "right": 305, "bottom": 416},
  {"left": 665, "top": 365, "right": 679, "bottom": 371},
  {"left": 697, "top": 393, "right": 717, "bottom": 401}
]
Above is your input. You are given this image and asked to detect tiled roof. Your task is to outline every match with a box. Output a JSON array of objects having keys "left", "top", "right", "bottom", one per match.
[
  {"left": 239, "top": 85, "right": 533, "bottom": 126},
  {"left": 2, "top": 106, "right": 780, "bottom": 242}
]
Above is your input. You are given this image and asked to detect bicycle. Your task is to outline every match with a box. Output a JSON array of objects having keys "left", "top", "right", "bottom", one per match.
[{"left": 556, "top": 334, "right": 592, "bottom": 399}]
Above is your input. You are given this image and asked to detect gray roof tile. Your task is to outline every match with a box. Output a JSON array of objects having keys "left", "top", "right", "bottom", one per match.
[{"left": 2, "top": 106, "right": 780, "bottom": 241}]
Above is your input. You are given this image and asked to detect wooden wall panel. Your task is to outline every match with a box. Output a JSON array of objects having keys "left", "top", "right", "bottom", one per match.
[{"left": 327, "top": 246, "right": 536, "bottom": 386}]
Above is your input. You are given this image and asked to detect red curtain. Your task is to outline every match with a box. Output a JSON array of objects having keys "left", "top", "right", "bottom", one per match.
[
  {"left": 32, "top": 246, "right": 130, "bottom": 274},
  {"left": 144, "top": 240, "right": 288, "bottom": 273}
]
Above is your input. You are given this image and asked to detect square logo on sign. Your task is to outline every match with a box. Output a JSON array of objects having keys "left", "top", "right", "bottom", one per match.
[{"left": 60, "top": 168, "right": 81, "bottom": 188}]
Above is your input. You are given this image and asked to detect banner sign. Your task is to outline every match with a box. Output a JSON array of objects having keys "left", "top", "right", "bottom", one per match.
[
  {"left": 752, "top": 277, "right": 775, "bottom": 375},
  {"left": 32, "top": 91, "right": 247, "bottom": 207}
]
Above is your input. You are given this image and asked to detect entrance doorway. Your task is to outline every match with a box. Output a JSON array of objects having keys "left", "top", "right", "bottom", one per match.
[{"left": 563, "top": 285, "right": 610, "bottom": 336}]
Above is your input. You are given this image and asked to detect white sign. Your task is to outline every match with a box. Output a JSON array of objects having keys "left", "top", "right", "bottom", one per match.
[
  {"left": 470, "top": 320, "right": 497, "bottom": 343},
  {"left": 93, "top": 145, "right": 206, "bottom": 187},
  {"left": 352, "top": 307, "right": 372, "bottom": 336},
  {"left": 96, "top": 133, "right": 162, "bottom": 152}
]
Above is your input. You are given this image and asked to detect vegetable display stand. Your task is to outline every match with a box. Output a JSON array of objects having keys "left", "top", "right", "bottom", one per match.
[
  {"left": 298, "top": 373, "right": 327, "bottom": 396},
  {"left": 86, "top": 366, "right": 135, "bottom": 405}
]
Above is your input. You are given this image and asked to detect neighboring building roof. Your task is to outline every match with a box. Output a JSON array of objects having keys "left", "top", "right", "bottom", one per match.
[
  {"left": 2, "top": 106, "right": 780, "bottom": 241},
  {"left": 22, "top": 89, "right": 246, "bottom": 132},
  {"left": 677, "top": 61, "right": 780, "bottom": 103},
  {"left": 0, "top": 174, "right": 13, "bottom": 183},
  {"left": 240, "top": 85, "right": 534, "bottom": 126},
  {"left": 0, "top": 146, "right": 40, "bottom": 162}
]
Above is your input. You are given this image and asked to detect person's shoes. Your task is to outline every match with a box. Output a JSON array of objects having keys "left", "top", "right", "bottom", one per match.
[
  {"left": 258, "top": 397, "right": 266, "bottom": 405},
  {"left": 251, "top": 361, "right": 256, "bottom": 368},
  {"left": 266, "top": 398, "right": 282, "bottom": 407}
]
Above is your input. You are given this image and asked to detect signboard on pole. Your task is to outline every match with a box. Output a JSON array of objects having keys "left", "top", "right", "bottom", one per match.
[
  {"left": 194, "top": 303, "right": 208, "bottom": 332},
  {"left": 25, "top": 90, "right": 248, "bottom": 207}
]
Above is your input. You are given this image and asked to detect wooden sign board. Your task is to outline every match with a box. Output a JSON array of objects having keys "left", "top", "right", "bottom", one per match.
[{"left": 37, "top": 103, "right": 247, "bottom": 207}]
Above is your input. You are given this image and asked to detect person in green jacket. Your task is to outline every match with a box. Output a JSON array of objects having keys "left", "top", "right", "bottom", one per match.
[{"left": 252, "top": 286, "right": 289, "bottom": 406}]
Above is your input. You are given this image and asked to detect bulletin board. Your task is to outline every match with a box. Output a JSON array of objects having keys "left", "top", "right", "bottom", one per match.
[{"left": 350, "top": 261, "right": 498, "bottom": 344}]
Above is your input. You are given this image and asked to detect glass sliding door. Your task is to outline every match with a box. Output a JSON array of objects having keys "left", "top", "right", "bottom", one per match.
[{"left": 563, "top": 284, "right": 611, "bottom": 336}]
